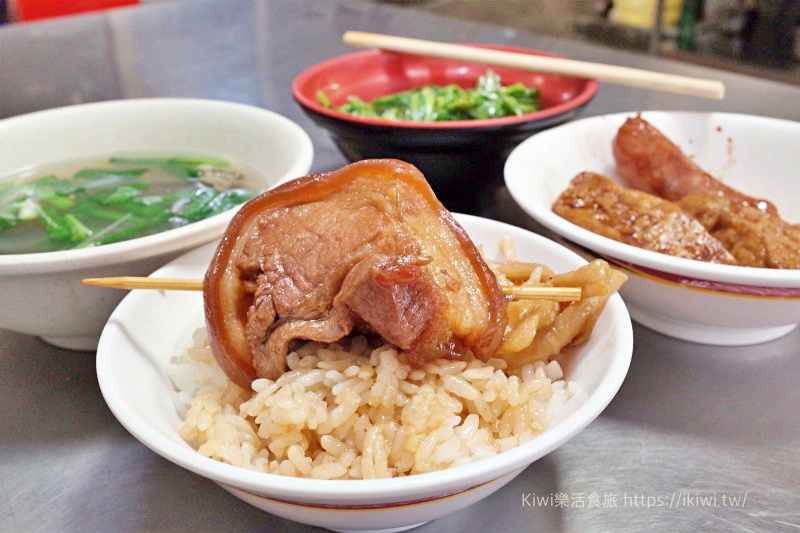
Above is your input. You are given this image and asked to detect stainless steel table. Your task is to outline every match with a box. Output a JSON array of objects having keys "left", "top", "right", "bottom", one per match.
[{"left": 1, "top": 1, "right": 798, "bottom": 531}]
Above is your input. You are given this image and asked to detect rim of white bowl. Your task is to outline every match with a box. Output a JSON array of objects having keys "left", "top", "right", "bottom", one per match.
[
  {"left": 504, "top": 111, "right": 800, "bottom": 288},
  {"left": 96, "top": 213, "right": 633, "bottom": 502},
  {"left": 0, "top": 98, "right": 314, "bottom": 274}
]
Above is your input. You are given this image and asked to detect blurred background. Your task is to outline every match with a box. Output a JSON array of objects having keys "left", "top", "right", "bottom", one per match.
[
  {"left": 399, "top": 0, "right": 800, "bottom": 85},
  {"left": 1, "top": 0, "right": 798, "bottom": 85}
]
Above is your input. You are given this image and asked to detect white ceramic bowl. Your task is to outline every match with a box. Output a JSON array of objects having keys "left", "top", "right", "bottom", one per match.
[
  {"left": 96, "top": 213, "right": 632, "bottom": 533},
  {"left": 505, "top": 111, "right": 800, "bottom": 346},
  {"left": 0, "top": 98, "right": 313, "bottom": 350}
]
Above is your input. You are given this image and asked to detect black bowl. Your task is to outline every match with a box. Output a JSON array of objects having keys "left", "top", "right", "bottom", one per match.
[{"left": 292, "top": 45, "right": 598, "bottom": 213}]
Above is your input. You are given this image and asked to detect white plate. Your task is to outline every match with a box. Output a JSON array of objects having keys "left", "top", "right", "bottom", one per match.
[
  {"left": 504, "top": 111, "right": 800, "bottom": 345},
  {"left": 97, "top": 213, "right": 632, "bottom": 532}
]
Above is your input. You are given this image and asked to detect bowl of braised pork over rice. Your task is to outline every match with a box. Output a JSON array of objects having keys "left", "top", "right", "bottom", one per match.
[{"left": 98, "top": 159, "right": 632, "bottom": 533}]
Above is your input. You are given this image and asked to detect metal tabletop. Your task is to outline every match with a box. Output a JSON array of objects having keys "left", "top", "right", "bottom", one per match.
[{"left": 1, "top": 1, "right": 798, "bottom": 531}]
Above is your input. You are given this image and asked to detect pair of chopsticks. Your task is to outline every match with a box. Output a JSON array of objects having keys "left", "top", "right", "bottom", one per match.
[
  {"left": 81, "top": 277, "right": 582, "bottom": 302},
  {"left": 342, "top": 31, "right": 725, "bottom": 99}
]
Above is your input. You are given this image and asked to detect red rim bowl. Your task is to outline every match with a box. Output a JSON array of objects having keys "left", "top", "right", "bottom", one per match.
[
  {"left": 291, "top": 44, "right": 598, "bottom": 130},
  {"left": 291, "top": 45, "right": 597, "bottom": 212}
]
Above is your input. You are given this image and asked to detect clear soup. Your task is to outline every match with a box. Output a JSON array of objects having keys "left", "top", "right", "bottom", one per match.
[{"left": 0, "top": 154, "right": 260, "bottom": 254}]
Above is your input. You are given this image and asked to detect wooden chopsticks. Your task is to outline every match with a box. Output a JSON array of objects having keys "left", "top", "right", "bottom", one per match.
[
  {"left": 82, "top": 276, "right": 582, "bottom": 302},
  {"left": 343, "top": 31, "right": 725, "bottom": 99},
  {"left": 82, "top": 277, "right": 204, "bottom": 291}
]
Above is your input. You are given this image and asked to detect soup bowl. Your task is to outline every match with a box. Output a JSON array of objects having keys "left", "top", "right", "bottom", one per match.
[
  {"left": 97, "top": 213, "right": 632, "bottom": 532},
  {"left": 0, "top": 98, "right": 313, "bottom": 350}
]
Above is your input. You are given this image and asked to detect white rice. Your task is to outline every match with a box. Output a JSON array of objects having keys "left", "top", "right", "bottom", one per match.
[{"left": 169, "top": 328, "right": 583, "bottom": 480}]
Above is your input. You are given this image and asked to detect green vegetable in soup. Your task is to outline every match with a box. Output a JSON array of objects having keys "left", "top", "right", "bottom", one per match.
[
  {"left": 0, "top": 155, "right": 258, "bottom": 254},
  {"left": 318, "top": 70, "right": 542, "bottom": 122}
]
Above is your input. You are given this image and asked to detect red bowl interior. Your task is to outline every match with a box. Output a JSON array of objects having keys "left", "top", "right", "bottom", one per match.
[{"left": 292, "top": 45, "right": 598, "bottom": 130}]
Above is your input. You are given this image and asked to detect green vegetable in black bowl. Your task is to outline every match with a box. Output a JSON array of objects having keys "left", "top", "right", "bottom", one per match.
[
  {"left": 318, "top": 70, "right": 541, "bottom": 122},
  {"left": 0, "top": 155, "right": 258, "bottom": 254}
]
